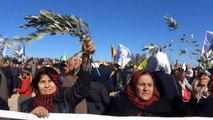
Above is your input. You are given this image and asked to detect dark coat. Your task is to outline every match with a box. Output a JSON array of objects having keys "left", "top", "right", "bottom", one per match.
[
  {"left": 62, "top": 74, "right": 87, "bottom": 113},
  {"left": 86, "top": 80, "right": 111, "bottom": 114},
  {"left": 184, "top": 96, "right": 213, "bottom": 117},
  {"left": 153, "top": 71, "right": 182, "bottom": 101},
  {"left": 20, "top": 69, "right": 92, "bottom": 113},
  {"left": 108, "top": 93, "right": 179, "bottom": 116},
  {"left": 0, "top": 97, "right": 9, "bottom": 110},
  {"left": 0, "top": 69, "right": 8, "bottom": 103},
  {"left": 2, "top": 67, "right": 13, "bottom": 98}
]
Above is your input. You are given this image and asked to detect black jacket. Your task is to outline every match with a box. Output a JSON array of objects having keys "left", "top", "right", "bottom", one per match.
[
  {"left": 86, "top": 80, "right": 111, "bottom": 114},
  {"left": 108, "top": 93, "right": 179, "bottom": 116},
  {"left": 0, "top": 97, "right": 9, "bottom": 110},
  {"left": 153, "top": 71, "right": 182, "bottom": 101},
  {"left": 20, "top": 68, "right": 92, "bottom": 113},
  {"left": 185, "top": 96, "right": 213, "bottom": 117}
]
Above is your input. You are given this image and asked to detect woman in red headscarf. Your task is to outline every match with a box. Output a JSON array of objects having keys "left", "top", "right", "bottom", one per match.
[{"left": 108, "top": 69, "right": 179, "bottom": 116}]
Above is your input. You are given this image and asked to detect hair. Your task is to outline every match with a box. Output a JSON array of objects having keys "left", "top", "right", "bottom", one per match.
[{"left": 31, "top": 67, "right": 61, "bottom": 90}]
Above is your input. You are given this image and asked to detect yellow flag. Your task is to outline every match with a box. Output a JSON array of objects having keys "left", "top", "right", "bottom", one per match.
[
  {"left": 111, "top": 44, "right": 117, "bottom": 57},
  {"left": 61, "top": 53, "right": 67, "bottom": 61},
  {"left": 137, "top": 55, "right": 149, "bottom": 70}
]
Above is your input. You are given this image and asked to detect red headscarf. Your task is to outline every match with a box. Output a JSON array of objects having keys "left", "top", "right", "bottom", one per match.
[
  {"left": 127, "top": 69, "right": 160, "bottom": 109},
  {"left": 32, "top": 67, "right": 61, "bottom": 112}
]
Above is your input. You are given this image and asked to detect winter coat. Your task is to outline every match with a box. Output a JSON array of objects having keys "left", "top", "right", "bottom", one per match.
[
  {"left": 16, "top": 77, "right": 32, "bottom": 96},
  {"left": 86, "top": 80, "right": 111, "bottom": 114},
  {"left": 108, "top": 93, "right": 179, "bottom": 116},
  {"left": 0, "top": 69, "right": 8, "bottom": 103},
  {"left": 20, "top": 69, "right": 92, "bottom": 113},
  {"left": 153, "top": 71, "right": 182, "bottom": 101},
  {"left": 62, "top": 74, "right": 87, "bottom": 113},
  {"left": 0, "top": 97, "right": 9, "bottom": 110},
  {"left": 184, "top": 96, "right": 213, "bottom": 117}
]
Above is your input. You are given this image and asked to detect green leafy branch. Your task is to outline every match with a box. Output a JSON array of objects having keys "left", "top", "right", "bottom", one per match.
[{"left": 20, "top": 10, "right": 90, "bottom": 41}]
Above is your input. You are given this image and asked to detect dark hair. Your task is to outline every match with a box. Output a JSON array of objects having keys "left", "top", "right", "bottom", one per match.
[{"left": 31, "top": 67, "right": 61, "bottom": 90}]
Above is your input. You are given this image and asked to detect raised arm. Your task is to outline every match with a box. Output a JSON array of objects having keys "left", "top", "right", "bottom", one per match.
[{"left": 65, "top": 37, "right": 96, "bottom": 108}]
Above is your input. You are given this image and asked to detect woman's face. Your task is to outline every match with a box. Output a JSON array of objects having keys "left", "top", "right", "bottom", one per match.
[
  {"left": 38, "top": 74, "right": 57, "bottom": 95},
  {"left": 135, "top": 74, "right": 154, "bottom": 102}
]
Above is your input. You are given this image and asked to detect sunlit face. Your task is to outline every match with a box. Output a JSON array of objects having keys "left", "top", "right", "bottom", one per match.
[
  {"left": 38, "top": 74, "right": 57, "bottom": 95},
  {"left": 193, "top": 75, "right": 210, "bottom": 93},
  {"left": 135, "top": 74, "right": 154, "bottom": 102}
]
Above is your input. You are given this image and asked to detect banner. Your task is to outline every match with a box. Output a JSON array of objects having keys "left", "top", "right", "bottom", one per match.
[
  {"left": 115, "top": 44, "right": 131, "bottom": 68},
  {"left": 0, "top": 110, "right": 212, "bottom": 120},
  {"left": 202, "top": 31, "right": 213, "bottom": 54}
]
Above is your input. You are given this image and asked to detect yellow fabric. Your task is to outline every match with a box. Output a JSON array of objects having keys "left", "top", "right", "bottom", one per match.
[
  {"left": 137, "top": 55, "right": 149, "bottom": 70},
  {"left": 61, "top": 53, "right": 67, "bottom": 61},
  {"left": 111, "top": 44, "right": 117, "bottom": 57},
  {"left": 110, "top": 71, "right": 115, "bottom": 78}
]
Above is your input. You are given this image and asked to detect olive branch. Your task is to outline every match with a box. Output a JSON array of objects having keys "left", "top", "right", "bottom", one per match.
[
  {"left": 18, "top": 10, "right": 92, "bottom": 57},
  {"left": 20, "top": 10, "right": 90, "bottom": 41}
]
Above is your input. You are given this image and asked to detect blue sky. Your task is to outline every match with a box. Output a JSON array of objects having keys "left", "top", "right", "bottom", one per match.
[{"left": 0, "top": 0, "right": 213, "bottom": 66}]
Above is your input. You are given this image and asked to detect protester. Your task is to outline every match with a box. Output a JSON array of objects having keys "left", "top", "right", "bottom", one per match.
[
  {"left": 108, "top": 63, "right": 124, "bottom": 95},
  {"left": 173, "top": 68, "right": 192, "bottom": 102},
  {"left": 186, "top": 64, "right": 194, "bottom": 84},
  {"left": 0, "top": 54, "right": 8, "bottom": 103},
  {"left": 3, "top": 62, "right": 13, "bottom": 99},
  {"left": 11, "top": 63, "right": 21, "bottom": 90},
  {"left": 86, "top": 66, "right": 111, "bottom": 115},
  {"left": 185, "top": 70, "right": 213, "bottom": 116},
  {"left": 20, "top": 37, "right": 95, "bottom": 118},
  {"left": 0, "top": 97, "right": 9, "bottom": 110},
  {"left": 146, "top": 51, "right": 181, "bottom": 101},
  {"left": 108, "top": 69, "right": 182, "bottom": 116},
  {"left": 62, "top": 56, "right": 87, "bottom": 113},
  {"left": 15, "top": 70, "right": 33, "bottom": 111}
]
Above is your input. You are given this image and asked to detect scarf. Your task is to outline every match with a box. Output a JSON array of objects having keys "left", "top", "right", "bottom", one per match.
[
  {"left": 127, "top": 70, "right": 160, "bottom": 109},
  {"left": 33, "top": 88, "right": 59, "bottom": 112}
]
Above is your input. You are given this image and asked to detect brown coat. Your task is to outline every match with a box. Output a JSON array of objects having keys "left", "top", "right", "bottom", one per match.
[
  {"left": 0, "top": 69, "right": 8, "bottom": 103},
  {"left": 62, "top": 74, "right": 87, "bottom": 113}
]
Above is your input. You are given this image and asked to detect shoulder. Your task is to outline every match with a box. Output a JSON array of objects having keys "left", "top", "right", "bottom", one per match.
[
  {"left": 111, "top": 93, "right": 137, "bottom": 109},
  {"left": 20, "top": 97, "right": 34, "bottom": 112},
  {"left": 0, "top": 97, "right": 9, "bottom": 110}
]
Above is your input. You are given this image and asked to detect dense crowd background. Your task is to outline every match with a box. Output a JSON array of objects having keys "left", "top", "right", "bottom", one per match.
[{"left": 0, "top": 49, "right": 213, "bottom": 117}]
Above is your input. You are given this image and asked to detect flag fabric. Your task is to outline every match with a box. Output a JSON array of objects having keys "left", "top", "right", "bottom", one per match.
[
  {"left": 182, "top": 62, "right": 186, "bottom": 71},
  {"left": 111, "top": 44, "right": 117, "bottom": 62},
  {"left": 202, "top": 31, "right": 213, "bottom": 54},
  {"left": 61, "top": 53, "right": 67, "bottom": 61},
  {"left": 137, "top": 54, "right": 149, "bottom": 70},
  {"left": 0, "top": 39, "right": 7, "bottom": 56},
  {"left": 18, "top": 43, "right": 25, "bottom": 58},
  {"left": 115, "top": 44, "right": 131, "bottom": 68},
  {"left": 111, "top": 44, "right": 117, "bottom": 57},
  {"left": 1, "top": 43, "right": 6, "bottom": 57},
  {"left": 17, "top": 43, "right": 26, "bottom": 61},
  {"left": 146, "top": 51, "right": 171, "bottom": 74}
]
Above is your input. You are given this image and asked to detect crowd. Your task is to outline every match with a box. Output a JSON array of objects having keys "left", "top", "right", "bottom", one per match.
[{"left": 0, "top": 37, "right": 213, "bottom": 118}]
